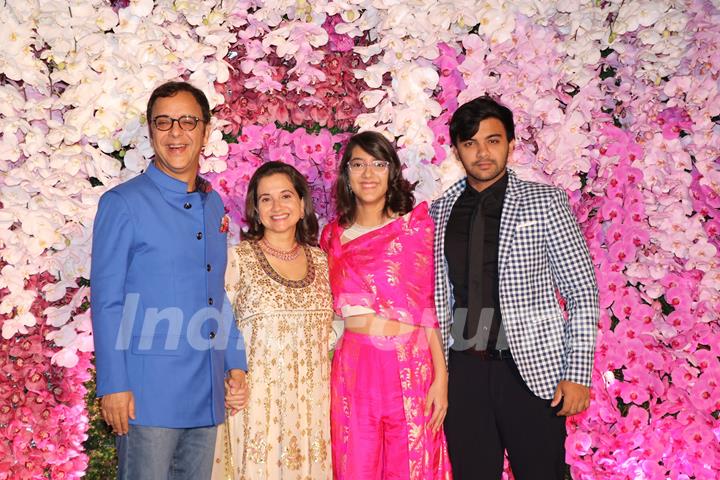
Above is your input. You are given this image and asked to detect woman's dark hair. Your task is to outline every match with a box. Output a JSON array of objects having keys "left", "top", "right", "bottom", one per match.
[
  {"left": 146, "top": 81, "right": 211, "bottom": 137},
  {"left": 242, "top": 161, "right": 319, "bottom": 246},
  {"left": 334, "top": 131, "right": 415, "bottom": 227},
  {"left": 449, "top": 96, "right": 515, "bottom": 147}
]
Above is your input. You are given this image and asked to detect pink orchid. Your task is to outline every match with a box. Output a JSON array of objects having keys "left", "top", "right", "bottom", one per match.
[
  {"left": 322, "top": 15, "right": 355, "bottom": 53},
  {"left": 608, "top": 240, "right": 637, "bottom": 265},
  {"left": 428, "top": 116, "right": 451, "bottom": 165},
  {"left": 657, "top": 107, "right": 693, "bottom": 139},
  {"left": 599, "top": 199, "right": 625, "bottom": 223},
  {"left": 567, "top": 431, "right": 593, "bottom": 457},
  {"left": 601, "top": 125, "right": 644, "bottom": 163},
  {"left": 292, "top": 129, "right": 333, "bottom": 163},
  {"left": 665, "top": 286, "right": 693, "bottom": 312}
]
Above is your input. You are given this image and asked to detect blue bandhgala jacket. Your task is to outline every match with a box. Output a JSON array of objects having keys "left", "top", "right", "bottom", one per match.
[{"left": 90, "top": 162, "right": 247, "bottom": 428}]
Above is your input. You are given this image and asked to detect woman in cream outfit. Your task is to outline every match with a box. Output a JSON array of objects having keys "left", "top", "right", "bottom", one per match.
[{"left": 212, "top": 161, "right": 333, "bottom": 479}]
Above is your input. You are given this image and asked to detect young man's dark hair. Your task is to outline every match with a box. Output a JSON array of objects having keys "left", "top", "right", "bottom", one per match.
[
  {"left": 449, "top": 96, "right": 515, "bottom": 147},
  {"left": 146, "top": 81, "right": 211, "bottom": 134}
]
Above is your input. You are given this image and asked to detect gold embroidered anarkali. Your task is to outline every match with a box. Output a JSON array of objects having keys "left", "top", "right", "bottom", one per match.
[{"left": 212, "top": 241, "right": 333, "bottom": 480}]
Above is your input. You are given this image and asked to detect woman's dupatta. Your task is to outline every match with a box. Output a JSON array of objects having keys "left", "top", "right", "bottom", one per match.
[{"left": 320, "top": 202, "right": 439, "bottom": 329}]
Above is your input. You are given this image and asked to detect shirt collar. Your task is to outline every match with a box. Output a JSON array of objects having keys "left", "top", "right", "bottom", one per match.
[
  {"left": 145, "top": 162, "right": 210, "bottom": 194},
  {"left": 464, "top": 169, "right": 508, "bottom": 201}
]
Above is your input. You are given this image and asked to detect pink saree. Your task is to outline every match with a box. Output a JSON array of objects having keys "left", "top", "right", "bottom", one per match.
[{"left": 321, "top": 202, "right": 453, "bottom": 480}]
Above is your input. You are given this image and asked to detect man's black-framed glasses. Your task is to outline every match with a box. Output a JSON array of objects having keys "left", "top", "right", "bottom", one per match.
[{"left": 152, "top": 115, "right": 206, "bottom": 131}]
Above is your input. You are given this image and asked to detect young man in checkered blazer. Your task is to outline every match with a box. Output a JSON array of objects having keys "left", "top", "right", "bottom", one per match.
[{"left": 430, "top": 96, "right": 599, "bottom": 480}]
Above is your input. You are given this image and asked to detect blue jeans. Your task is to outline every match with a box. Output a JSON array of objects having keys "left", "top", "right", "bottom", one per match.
[{"left": 116, "top": 424, "right": 217, "bottom": 480}]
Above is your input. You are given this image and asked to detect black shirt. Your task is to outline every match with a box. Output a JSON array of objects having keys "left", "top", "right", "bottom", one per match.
[{"left": 445, "top": 172, "right": 508, "bottom": 351}]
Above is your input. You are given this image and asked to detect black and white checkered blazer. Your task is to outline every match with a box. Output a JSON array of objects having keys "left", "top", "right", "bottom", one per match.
[{"left": 430, "top": 169, "right": 599, "bottom": 399}]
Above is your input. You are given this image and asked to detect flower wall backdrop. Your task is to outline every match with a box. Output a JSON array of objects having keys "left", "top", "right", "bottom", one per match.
[{"left": 1, "top": 0, "right": 719, "bottom": 478}]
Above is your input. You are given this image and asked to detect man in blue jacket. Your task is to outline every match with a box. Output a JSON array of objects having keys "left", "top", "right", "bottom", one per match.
[{"left": 91, "top": 81, "right": 247, "bottom": 479}]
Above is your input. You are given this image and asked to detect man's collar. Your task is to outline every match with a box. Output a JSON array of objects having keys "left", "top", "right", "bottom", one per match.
[
  {"left": 505, "top": 169, "right": 519, "bottom": 199},
  {"left": 442, "top": 168, "right": 518, "bottom": 202},
  {"left": 464, "top": 170, "right": 509, "bottom": 199},
  {"left": 145, "top": 162, "right": 211, "bottom": 194}
]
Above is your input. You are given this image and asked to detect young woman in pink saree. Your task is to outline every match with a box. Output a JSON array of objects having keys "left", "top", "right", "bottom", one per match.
[{"left": 321, "top": 131, "right": 453, "bottom": 479}]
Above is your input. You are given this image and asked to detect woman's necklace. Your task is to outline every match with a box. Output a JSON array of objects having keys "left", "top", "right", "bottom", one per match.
[
  {"left": 345, "top": 215, "right": 394, "bottom": 239},
  {"left": 259, "top": 238, "right": 301, "bottom": 261}
]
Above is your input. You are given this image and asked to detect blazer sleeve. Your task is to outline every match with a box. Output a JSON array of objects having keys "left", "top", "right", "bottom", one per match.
[
  {"left": 90, "top": 191, "right": 134, "bottom": 397},
  {"left": 546, "top": 189, "right": 599, "bottom": 387},
  {"left": 222, "top": 245, "right": 247, "bottom": 372}
]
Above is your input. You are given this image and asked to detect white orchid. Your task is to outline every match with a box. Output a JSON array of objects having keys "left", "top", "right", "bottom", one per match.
[
  {"left": 122, "top": 148, "right": 151, "bottom": 174},
  {"left": 476, "top": 1, "right": 516, "bottom": 45},
  {"left": 51, "top": 347, "right": 80, "bottom": 368},
  {"left": 43, "top": 279, "right": 78, "bottom": 303},
  {"left": 359, "top": 90, "right": 386, "bottom": 109},
  {"left": 129, "top": 0, "right": 155, "bottom": 17},
  {"left": 199, "top": 156, "right": 229, "bottom": 175},
  {"left": 1, "top": 10, "right": 37, "bottom": 56},
  {"left": 399, "top": 153, "right": 440, "bottom": 202},
  {"left": 46, "top": 323, "right": 78, "bottom": 348},
  {"left": 200, "top": 129, "right": 230, "bottom": 173},
  {"left": 392, "top": 64, "right": 439, "bottom": 106},
  {"left": 1, "top": 310, "right": 37, "bottom": 340},
  {"left": 436, "top": 154, "right": 465, "bottom": 192},
  {"left": 354, "top": 63, "right": 388, "bottom": 89}
]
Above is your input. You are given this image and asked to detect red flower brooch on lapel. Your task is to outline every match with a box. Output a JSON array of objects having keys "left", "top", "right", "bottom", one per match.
[{"left": 219, "top": 214, "right": 230, "bottom": 233}]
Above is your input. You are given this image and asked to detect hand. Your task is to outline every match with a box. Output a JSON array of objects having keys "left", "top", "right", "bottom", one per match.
[
  {"left": 225, "top": 369, "right": 248, "bottom": 416},
  {"left": 100, "top": 391, "right": 135, "bottom": 435},
  {"left": 551, "top": 380, "right": 590, "bottom": 416},
  {"left": 424, "top": 373, "right": 448, "bottom": 434}
]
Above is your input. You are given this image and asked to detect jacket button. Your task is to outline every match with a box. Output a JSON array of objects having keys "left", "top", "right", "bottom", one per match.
[
  {"left": 184, "top": 202, "right": 192, "bottom": 209},
  {"left": 206, "top": 264, "right": 212, "bottom": 272},
  {"left": 196, "top": 232, "right": 203, "bottom": 240},
  {"left": 209, "top": 331, "right": 216, "bottom": 339},
  {"left": 208, "top": 297, "right": 214, "bottom": 305}
]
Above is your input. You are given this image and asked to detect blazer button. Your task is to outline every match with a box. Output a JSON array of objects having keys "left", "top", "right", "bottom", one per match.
[
  {"left": 209, "top": 331, "right": 216, "bottom": 339},
  {"left": 184, "top": 202, "right": 192, "bottom": 209},
  {"left": 206, "top": 264, "right": 212, "bottom": 272},
  {"left": 208, "top": 297, "right": 214, "bottom": 305},
  {"left": 196, "top": 232, "right": 203, "bottom": 240}
]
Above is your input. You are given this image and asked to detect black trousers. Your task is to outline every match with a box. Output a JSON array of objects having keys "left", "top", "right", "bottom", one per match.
[{"left": 444, "top": 351, "right": 567, "bottom": 480}]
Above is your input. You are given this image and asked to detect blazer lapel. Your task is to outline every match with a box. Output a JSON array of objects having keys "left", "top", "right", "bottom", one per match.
[{"left": 498, "top": 170, "right": 522, "bottom": 279}]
